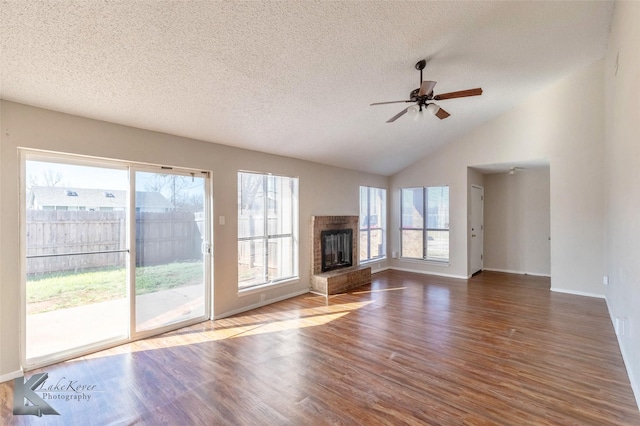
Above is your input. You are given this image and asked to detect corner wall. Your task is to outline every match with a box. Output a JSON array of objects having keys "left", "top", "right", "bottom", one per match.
[
  {"left": 603, "top": 0, "right": 640, "bottom": 409},
  {"left": 389, "top": 59, "right": 606, "bottom": 295},
  {"left": 0, "top": 101, "right": 389, "bottom": 380}
]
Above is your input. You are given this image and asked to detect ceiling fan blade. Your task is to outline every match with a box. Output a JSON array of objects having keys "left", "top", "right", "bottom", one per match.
[
  {"left": 387, "top": 107, "right": 410, "bottom": 123},
  {"left": 435, "top": 107, "right": 450, "bottom": 120},
  {"left": 434, "top": 88, "right": 483, "bottom": 101},
  {"left": 370, "top": 100, "right": 412, "bottom": 106},
  {"left": 418, "top": 80, "right": 437, "bottom": 97}
]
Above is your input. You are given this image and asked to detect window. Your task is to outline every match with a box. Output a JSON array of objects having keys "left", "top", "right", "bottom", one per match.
[
  {"left": 400, "top": 186, "right": 449, "bottom": 262},
  {"left": 238, "top": 171, "right": 298, "bottom": 290},
  {"left": 359, "top": 186, "right": 386, "bottom": 262}
]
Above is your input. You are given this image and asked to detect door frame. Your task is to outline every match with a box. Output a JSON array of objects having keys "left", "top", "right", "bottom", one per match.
[{"left": 20, "top": 150, "right": 213, "bottom": 370}]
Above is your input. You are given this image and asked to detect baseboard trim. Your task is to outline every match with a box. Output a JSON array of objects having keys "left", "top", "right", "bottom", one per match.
[
  {"left": 605, "top": 297, "right": 640, "bottom": 411},
  {"left": 0, "top": 368, "right": 24, "bottom": 384},
  {"left": 482, "top": 268, "right": 551, "bottom": 278},
  {"left": 389, "top": 267, "right": 467, "bottom": 280},
  {"left": 372, "top": 266, "right": 391, "bottom": 274},
  {"left": 550, "top": 287, "right": 605, "bottom": 299},
  {"left": 214, "top": 289, "right": 310, "bottom": 320}
]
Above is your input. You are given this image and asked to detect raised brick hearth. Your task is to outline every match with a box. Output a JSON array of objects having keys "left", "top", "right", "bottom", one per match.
[{"left": 310, "top": 215, "right": 371, "bottom": 295}]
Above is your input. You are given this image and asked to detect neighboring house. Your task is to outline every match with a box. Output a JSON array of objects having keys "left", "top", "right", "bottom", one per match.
[{"left": 27, "top": 186, "right": 174, "bottom": 212}]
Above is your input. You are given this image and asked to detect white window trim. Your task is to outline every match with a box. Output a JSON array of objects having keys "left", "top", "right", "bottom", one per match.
[
  {"left": 359, "top": 186, "right": 387, "bottom": 263},
  {"left": 400, "top": 186, "right": 450, "bottom": 263},
  {"left": 237, "top": 171, "right": 299, "bottom": 291}
]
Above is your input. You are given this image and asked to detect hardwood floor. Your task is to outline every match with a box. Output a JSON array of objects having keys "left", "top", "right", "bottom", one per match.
[{"left": 1, "top": 270, "right": 638, "bottom": 425}]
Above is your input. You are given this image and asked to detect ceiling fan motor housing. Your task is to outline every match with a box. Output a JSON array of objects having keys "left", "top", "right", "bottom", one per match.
[{"left": 410, "top": 88, "right": 433, "bottom": 105}]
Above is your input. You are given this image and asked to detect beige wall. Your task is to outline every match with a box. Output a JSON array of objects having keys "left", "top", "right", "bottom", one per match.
[
  {"left": 0, "top": 101, "right": 389, "bottom": 379},
  {"left": 390, "top": 59, "right": 606, "bottom": 292},
  {"left": 604, "top": 0, "right": 640, "bottom": 408},
  {"left": 483, "top": 168, "right": 551, "bottom": 276}
]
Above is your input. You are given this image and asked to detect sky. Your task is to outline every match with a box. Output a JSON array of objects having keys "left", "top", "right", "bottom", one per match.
[
  {"left": 27, "top": 160, "right": 129, "bottom": 190},
  {"left": 26, "top": 160, "right": 205, "bottom": 207}
]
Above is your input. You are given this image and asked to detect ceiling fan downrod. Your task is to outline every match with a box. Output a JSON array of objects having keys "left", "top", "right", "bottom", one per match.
[{"left": 415, "top": 59, "right": 426, "bottom": 86}]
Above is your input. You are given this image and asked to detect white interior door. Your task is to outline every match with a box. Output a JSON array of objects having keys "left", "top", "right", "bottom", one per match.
[{"left": 470, "top": 185, "right": 484, "bottom": 275}]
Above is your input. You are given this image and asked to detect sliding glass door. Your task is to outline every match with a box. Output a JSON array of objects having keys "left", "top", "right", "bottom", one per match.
[
  {"left": 133, "top": 170, "right": 208, "bottom": 334},
  {"left": 23, "top": 153, "right": 211, "bottom": 367},
  {"left": 24, "top": 158, "right": 129, "bottom": 363}
]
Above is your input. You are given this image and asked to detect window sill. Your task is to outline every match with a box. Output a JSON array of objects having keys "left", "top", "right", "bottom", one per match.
[
  {"left": 360, "top": 257, "right": 387, "bottom": 266},
  {"left": 398, "top": 257, "right": 450, "bottom": 267},
  {"left": 237, "top": 277, "right": 300, "bottom": 297}
]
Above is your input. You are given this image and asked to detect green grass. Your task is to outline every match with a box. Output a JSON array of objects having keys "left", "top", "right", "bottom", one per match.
[
  {"left": 27, "top": 261, "right": 203, "bottom": 314},
  {"left": 135, "top": 262, "right": 203, "bottom": 294}
]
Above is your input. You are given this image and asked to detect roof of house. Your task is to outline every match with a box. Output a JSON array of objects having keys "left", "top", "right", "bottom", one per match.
[{"left": 29, "top": 186, "right": 173, "bottom": 210}]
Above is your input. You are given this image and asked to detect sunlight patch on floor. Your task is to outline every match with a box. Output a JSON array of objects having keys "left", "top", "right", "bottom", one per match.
[
  {"left": 351, "top": 287, "right": 407, "bottom": 295},
  {"left": 81, "top": 300, "right": 373, "bottom": 357}
]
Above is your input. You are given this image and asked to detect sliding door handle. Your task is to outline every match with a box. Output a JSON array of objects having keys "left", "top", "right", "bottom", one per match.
[{"left": 201, "top": 241, "right": 212, "bottom": 255}]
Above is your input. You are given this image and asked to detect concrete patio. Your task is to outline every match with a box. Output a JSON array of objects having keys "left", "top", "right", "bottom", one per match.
[{"left": 26, "top": 284, "right": 205, "bottom": 360}]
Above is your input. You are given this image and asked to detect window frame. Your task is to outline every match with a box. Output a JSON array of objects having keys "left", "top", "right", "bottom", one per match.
[
  {"left": 359, "top": 186, "right": 387, "bottom": 263},
  {"left": 237, "top": 171, "right": 299, "bottom": 291},
  {"left": 400, "top": 186, "right": 450, "bottom": 263}
]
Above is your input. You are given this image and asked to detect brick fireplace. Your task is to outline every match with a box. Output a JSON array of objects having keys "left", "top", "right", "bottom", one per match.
[{"left": 310, "top": 216, "right": 371, "bottom": 295}]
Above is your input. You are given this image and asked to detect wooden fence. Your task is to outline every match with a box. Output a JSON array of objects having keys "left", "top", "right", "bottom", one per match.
[{"left": 26, "top": 210, "right": 203, "bottom": 275}]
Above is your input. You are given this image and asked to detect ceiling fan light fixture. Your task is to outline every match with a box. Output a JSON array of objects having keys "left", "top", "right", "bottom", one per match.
[
  {"left": 407, "top": 105, "right": 420, "bottom": 115},
  {"left": 426, "top": 103, "right": 440, "bottom": 116}
]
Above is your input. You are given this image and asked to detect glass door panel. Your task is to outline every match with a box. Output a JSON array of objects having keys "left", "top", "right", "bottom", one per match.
[
  {"left": 25, "top": 159, "right": 129, "bottom": 363},
  {"left": 134, "top": 171, "right": 207, "bottom": 333}
]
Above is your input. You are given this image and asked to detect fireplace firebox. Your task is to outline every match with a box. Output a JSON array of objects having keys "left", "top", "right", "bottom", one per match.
[{"left": 321, "top": 229, "right": 353, "bottom": 272}]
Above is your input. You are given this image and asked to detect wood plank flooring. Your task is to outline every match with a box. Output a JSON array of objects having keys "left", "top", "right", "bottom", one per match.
[{"left": 1, "top": 270, "right": 638, "bottom": 425}]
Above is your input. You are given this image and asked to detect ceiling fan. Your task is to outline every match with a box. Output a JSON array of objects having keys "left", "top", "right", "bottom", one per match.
[{"left": 371, "top": 59, "right": 483, "bottom": 123}]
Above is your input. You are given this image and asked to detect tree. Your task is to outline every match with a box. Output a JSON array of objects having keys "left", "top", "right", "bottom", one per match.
[
  {"left": 143, "top": 173, "right": 203, "bottom": 211},
  {"left": 239, "top": 173, "right": 263, "bottom": 213},
  {"left": 27, "top": 169, "right": 64, "bottom": 189}
]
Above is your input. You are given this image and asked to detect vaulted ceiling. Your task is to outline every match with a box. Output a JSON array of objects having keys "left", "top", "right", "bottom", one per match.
[{"left": 0, "top": 1, "right": 614, "bottom": 175}]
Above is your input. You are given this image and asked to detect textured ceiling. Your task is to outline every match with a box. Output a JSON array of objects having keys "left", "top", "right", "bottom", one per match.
[{"left": 0, "top": 1, "right": 614, "bottom": 176}]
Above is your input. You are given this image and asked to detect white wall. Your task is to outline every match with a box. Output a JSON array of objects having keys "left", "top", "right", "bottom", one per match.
[
  {"left": 389, "top": 59, "right": 606, "bottom": 294},
  {"left": 483, "top": 168, "right": 551, "bottom": 276},
  {"left": 604, "top": 0, "right": 640, "bottom": 409},
  {"left": 0, "top": 101, "right": 3, "bottom": 381},
  {"left": 0, "top": 101, "right": 389, "bottom": 380}
]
